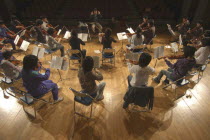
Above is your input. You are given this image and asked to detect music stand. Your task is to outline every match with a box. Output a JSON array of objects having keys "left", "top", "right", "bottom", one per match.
[{"left": 116, "top": 32, "right": 127, "bottom": 54}]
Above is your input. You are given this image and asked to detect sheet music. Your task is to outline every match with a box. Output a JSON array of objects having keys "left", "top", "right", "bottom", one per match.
[
  {"left": 154, "top": 46, "right": 165, "bottom": 59},
  {"left": 63, "top": 31, "right": 71, "bottom": 39},
  {"left": 126, "top": 27, "right": 135, "bottom": 34},
  {"left": 20, "top": 40, "right": 30, "bottom": 51},
  {"left": 14, "top": 35, "right": 20, "bottom": 45},
  {"left": 38, "top": 48, "right": 45, "bottom": 58},
  {"left": 78, "top": 33, "right": 88, "bottom": 42},
  {"left": 117, "top": 32, "right": 127, "bottom": 40},
  {"left": 50, "top": 56, "right": 57, "bottom": 69},
  {"left": 170, "top": 42, "right": 178, "bottom": 53},
  {"left": 57, "top": 29, "right": 62, "bottom": 35},
  {"left": 94, "top": 50, "right": 101, "bottom": 54},
  {"left": 20, "top": 30, "right": 26, "bottom": 37},
  {"left": 92, "top": 56, "right": 100, "bottom": 68},
  {"left": 32, "top": 46, "right": 39, "bottom": 56}
]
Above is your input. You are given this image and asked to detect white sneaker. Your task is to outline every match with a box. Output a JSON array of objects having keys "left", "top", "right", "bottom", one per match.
[{"left": 54, "top": 97, "right": 64, "bottom": 104}]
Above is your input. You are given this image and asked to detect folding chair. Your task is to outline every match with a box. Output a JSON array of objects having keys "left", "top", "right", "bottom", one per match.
[
  {"left": 163, "top": 76, "right": 191, "bottom": 99},
  {"left": 19, "top": 90, "right": 53, "bottom": 118},
  {"left": 67, "top": 49, "right": 83, "bottom": 67},
  {"left": 70, "top": 88, "right": 97, "bottom": 119},
  {"left": 123, "top": 86, "right": 154, "bottom": 112},
  {"left": 0, "top": 72, "right": 23, "bottom": 98},
  {"left": 102, "top": 48, "right": 115, "bottom": 67}
]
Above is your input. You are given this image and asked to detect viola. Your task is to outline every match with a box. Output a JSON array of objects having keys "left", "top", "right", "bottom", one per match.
[{"left": 158, "top": 55, "right": 185, "bottom": 60}]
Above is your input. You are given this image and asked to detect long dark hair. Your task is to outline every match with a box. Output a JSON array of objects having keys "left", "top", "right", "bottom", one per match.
[
  {"left": 23, "top": 55, "right": 39, "bottom": 72},
  {"left": 136, "top": 27, "right": 142, "bottom": 38},
  {"left": 71, "top": 29, "right": 78, "bottom": 38},
  {"left": 82, "top": 56, "right": 94, "bottom": 74},
  {"left": 105, "top": 28, "right": 112, "bottom": 38}
]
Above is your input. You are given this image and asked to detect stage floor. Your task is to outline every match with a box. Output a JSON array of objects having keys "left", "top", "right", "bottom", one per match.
[{"left": 0, "top": 33, "right": 209, "bottom": 140}]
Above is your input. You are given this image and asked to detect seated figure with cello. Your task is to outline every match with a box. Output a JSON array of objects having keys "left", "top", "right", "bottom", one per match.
[
  {"left": 138, "top": 16, "right": 149, "bottom": 30},
  {"left": 40, "top": 16, "right": 59, "bottom": 37},
  {"left": 176, "top": 17, "right": 190, "bottom": 35},
  {"left": 142, "top": 19, "right": 155, "bottom": 44}
]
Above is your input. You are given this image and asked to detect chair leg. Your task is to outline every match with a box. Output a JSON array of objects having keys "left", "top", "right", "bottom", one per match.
[
  {"left": 74, "top": 101, "right": 76, "bottom": 114},
  {"left": 33, "top": 103, "right": 36, "bottom": 118},
  {"left": 90, "top": 103, "right": 93, "bottom": 118}
]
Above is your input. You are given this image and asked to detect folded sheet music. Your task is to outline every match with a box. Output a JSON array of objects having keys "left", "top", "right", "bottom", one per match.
[
  {"left": 170, "top": 42, "right": 179, "bottom": 53},
  {"left": 14, "top": 35, "right": 20, "bottom": 45},
  {"left": 78, "top": 33, "right": 88, "bottom": 42},
  {"left": 50, "top": 56, "right": 69, "bottom": 70},
  {"left": 126, "top": 27, "right": 135, "bottom": 34},
  {"left": 92, "top": 56, "right": 100, "bottom": 68},
  {"left": 117, "top": 32, "right": 127, "bottom": 40},
  {"left": 32, "top": 46, "right": 45, "bottom": 58},
  {"left": 57, "top": 29, "right": 62, "bottom": 36},
  {"left": 20, "top": 40, "right": 30, "bottom": 51},
  {"left": 125, "top": 53, "right": 141, "bottom": 61},
  {"left": 63, "top": 31, "right": 71, "bottom": 39},
  {"left": 154, "top": 46, "right": 164, "bottom": 59},
  {"left": 94, "top": 50, "right": 101, "bottom": 54}
]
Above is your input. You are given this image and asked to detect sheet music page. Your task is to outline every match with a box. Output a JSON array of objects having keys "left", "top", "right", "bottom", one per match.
[
  {"left": 82, "top": 33, "right": 88, "bottom": 42},
  {"left": 20, "top": 40, "right": 30, "bottom": 51},
  {"left": 14, "top": 35, "right": 20, "bottom": 45},
  {"left": 50, "top": 56, "right": 57, "bottom": 69},
  {"left": 117, "top": 32, "right": 127, "bottom": 40},
  {"left": 92, "top": 56, "right": 100, "bottom": 68},
  {"left": 78, "top": 33, "right": 82, "bottom": 40},
  {"left": 63, "top": 31, "right": 71, "bottom": 39},
  {"left": 32, "top": 46, "right": 39, "bottom": 56},
  {"left": 55, "top": 56, "right": 63, "bottom": 69},
  {"left": 126, "top": 27, "right": 135, "bottom": 34},
  {"left": 38, "top": 48, "right": 45, "bottom": 58},
  {"left": 94, "top": 50, "right": 101, "bottom": 54},
  {"left": 57, "top": 29, "right": 62, "bottom": 35},
  {"left": 61, "top": 59, "right": 69, "bottom": 70},
  {"left": 159, "top": 46, "right": 165, "bottom": 57},
  {"left": 170, "top": 42, "right": 178, "bottom": 53},
  {"left": 154, "top": 47, "right": 159, "bottom": 59}
]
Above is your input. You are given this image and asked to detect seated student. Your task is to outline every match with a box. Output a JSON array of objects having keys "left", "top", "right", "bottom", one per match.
[
  {"left": 101, "top": 28, "right": 117, "bottom": 56},
  {"left": 34, "top": 19, "right": 46, "bottom": 43},
  {"left": 126, "top": 28, "right": 144, "bottom": 52},
  {"left": 10, "top": 15, "right": 25, "bottom": 33},
  {"left": 195, "top": 38, "right": 210, "bottom": 66},
  {"left": 138, "top": 16, "right": 149, "bottom": 29},
  {"left": 127, "top": 53, "right": 155, "bottom": 87},
  {"left": 21, "top": 55, "right": 63, "bottom": 103},
  {"left": 153, "top": 46, "right": 196, "bottom": 84},
  {"left": 0, "top": 20, "right": 16, "bottom": 50},
  {"left": 143, "top": 20, "right": 155, "bottom": 44},
  {"left": 69, "top": 29, "right": 86, "bottom": 59},
  {"left": 0, "top": 51, "right": 21, "bottom": 80},
  {"left": 78, "top": 56, "right": 106, "bottom": 102},
  {"left": 40, "top": 16, "right": 49, "bottom": 32},
  {"left": 46, "top": 28, "right": 64, "bottom": 57}
]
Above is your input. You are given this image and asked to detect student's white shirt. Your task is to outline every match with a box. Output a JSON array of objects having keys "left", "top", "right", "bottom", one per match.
[
  {"left": 127, "top": 34, "right": 144, "bottom": 49},
  {"left": 129, "top": 65, "right": 155, "bottom": 87},
  {"left": 195, "top": 46, "right": 210, "bottom": 64},
  {"left": 41, "top": 21, "right": 49, "bottom": 31}
]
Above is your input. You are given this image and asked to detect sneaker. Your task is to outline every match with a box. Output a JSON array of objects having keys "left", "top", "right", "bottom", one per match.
[
  {"left": 153, "top": 77, "right": 160, "bottom": 84},
  {"left": 54, "top": 97, "right": 64, "bottom": 104},
  {"left": 96, "top": 95, "right": 104, "bottom": 101},
  {"left": 163, "top": 79, "right": 170, "bottom": 85}
]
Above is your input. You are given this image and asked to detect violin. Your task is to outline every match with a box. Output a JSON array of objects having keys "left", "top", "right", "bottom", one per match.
[{"left": 158, "top": 55, "right": 185, "bottom": 60}]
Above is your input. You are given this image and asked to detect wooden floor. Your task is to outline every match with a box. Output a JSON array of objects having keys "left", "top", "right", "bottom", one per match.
[{"left": 0, "top": 33, "right": 209, "bottom": 140}]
